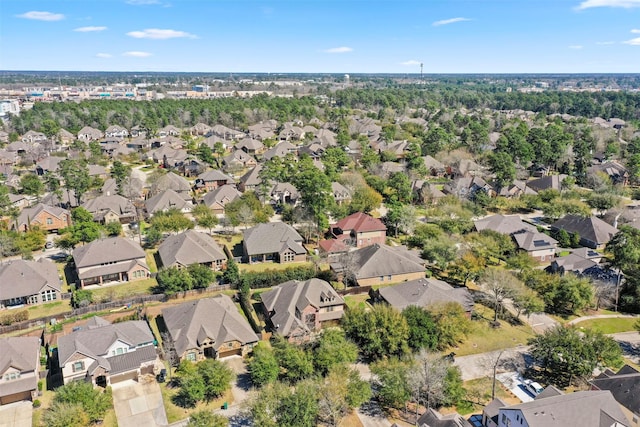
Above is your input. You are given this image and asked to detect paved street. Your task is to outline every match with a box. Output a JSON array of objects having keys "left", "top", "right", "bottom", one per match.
[
  {"left": 611, "top": 331, "right": 640, "bottom": 363},
  {"left": 112, "top": 379, "right": 168, "bottom": 427},
  {"left": 454, "top": 346, "right": 531, "bottom": 381},
  {"left": 0, "top": 401, "right": 32, "bottom": 427}
]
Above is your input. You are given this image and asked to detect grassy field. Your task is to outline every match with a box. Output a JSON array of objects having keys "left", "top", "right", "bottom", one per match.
[
  {"left": 146, "top": 249, "right": 159, "bottom": 272},
  {"left": 239, "top": 261, "right": 313, "bottom": 273},
  {"left": 344, "top": 294, "right": 371, "bottom": 310},
  {"left": 89, "top": 278, "right": 158, "bottom": 302},
  {"left": 27, "top": 301, "right": 72, "bottom": 319},
  {"left": 452, "top": 305, "right": 536, "bottom": 357},
  {"left": 572, "top": 317, "right": 639, "bottom": 334},
  {"left": 160, "top": 381, "right": 234, "bottom": 424},
  {"left": 451, "top": 377, "right": 521, "bottom": 416}
]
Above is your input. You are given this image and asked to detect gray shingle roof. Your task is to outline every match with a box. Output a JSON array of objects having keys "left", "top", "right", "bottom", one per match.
[
  {"left": 243, "top": 222, "right": 304, "bottom": 256},
  {"left": 0, "top": 337, "right": 39, "bottom": 374},
  {"left": 551, "top": 215, "right": 618, "bottom": 246},
  {"left": 349, "top": 244, "right": 425, "bottom": 279},
  {"left": 261, "top": 278, "right": 345, "bottom": 337},
  {"left": 590, "top": 365, "right": 640, "bottom": 415},
  {"left": 151, "top": 172, "right": 191, "bottom": 195},
  {"left": 144, "top": 189, "right": 193, "bottom": 215},
  {"left": 202, "top": 184, "right": 241, "bottom": 208},
  {"left": 197, "top": 169, "right": 234, "bottom": 184},
  {"left": 378, "top": 278, "right": 473, "bottom": 312},
  {"left": 0, "top": 259, "right": 60, "bottom": 300},
  {"left": 162, "top": 295, "right": 258, "bottom": 356},
  {"left": 57, "top": 318, "right": 155, "bottom": 369},
  {"left": 72, "top": 237, "right": 146, "bottom": 268},
  {"left": 82, "top": 194, "right": 135, "bottom": 216},
  {"left": 502, "top": 390, "right": 629, "bottom": 427},
  {"left": 16, "top": 203, "right": 69, "bottom": 230},
  {"left": 417, "top": 408, "right": 473, "bottom": 427},
  {"left": 239, "top": 165, "right": 263, "bottom": 188},
  {"left": 513, "top": 231, "right": 558, "bottom": 251},
  {"left": 474, "top": 214, "right": 537, "bottom": 236},
  {"left": 158, "top": 230, "right": 226, "bottom": 268}
]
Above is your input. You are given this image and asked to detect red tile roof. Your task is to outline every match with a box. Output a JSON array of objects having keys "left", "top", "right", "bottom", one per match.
[{"left": 318, "top": 239, "right": 349, "bottom": 254}]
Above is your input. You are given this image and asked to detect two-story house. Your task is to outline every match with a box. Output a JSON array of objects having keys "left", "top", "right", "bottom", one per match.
[
  {"left": 261, "top": 278, "right": 345, "bottom": 343},
  {"left": 72, "top": 237, "right": 150, "bottom": 287},
  {"left": 331, "top": 212, "right": 387, "bottom": 248},
  {"left": 0, "top": 337, "right": 40, "bottom": 405},
  {"left": 194, "top": 170, "right": 235, "bottom": 193},
  {"left": 14, "top": 203, "right": 71, "bottom": 233},
  {"left": 0, "top": 259, "right": 61, "bottom": 309},
  {"left": 57, "top": 317, "right": 158, "bottom": 386}
]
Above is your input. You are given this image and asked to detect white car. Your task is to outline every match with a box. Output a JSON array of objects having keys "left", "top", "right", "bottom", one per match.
[{"left": 523, "top": 379, "right": 544, "bottom": 396}]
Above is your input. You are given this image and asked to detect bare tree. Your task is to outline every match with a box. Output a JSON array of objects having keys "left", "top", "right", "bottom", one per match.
[
  {"left": 237, "top": 204, "right": 255, "bottom": 230},
  {"left": 408, "top": 350, "right": 448, "bottom": 419},
  {"left": 479, "top": 268, "right": 523, "bottom": 322},
  {"left": 160, "top": 331, "right": 180, "bottom": 381}
]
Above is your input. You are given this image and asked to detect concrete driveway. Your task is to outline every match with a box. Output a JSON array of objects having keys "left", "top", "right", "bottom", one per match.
[
  {"left": 454, "top": 346, "right": 530, "bottom": 381},
  {"left": 112, "top": 379, "right": 168, "bottom": 427},
  {"left": 496, "top": 372, "right": 534, "bottom": 403},
  {"left": 0, "top": 401, "right": 32, "bottom": 427}
]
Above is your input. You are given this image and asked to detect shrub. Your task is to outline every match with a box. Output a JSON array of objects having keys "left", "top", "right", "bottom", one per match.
[{"left": 33, "top": 399, "right": 41, "bottom": 408}]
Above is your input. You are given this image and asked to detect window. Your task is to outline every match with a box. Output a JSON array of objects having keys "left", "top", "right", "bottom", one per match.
[
  {"left": 72, "top": 361, "right": 85, "bottom": 372},
  {"left": 4, "top": 372, "right": 20, "bottom": 381},
  {"left": 387, "top": 275, "right": 392, "bottom": 281},
  {"left": 46, "top": 217, "right": 53, "bottom": 225},
  {"left": 379, "top": 276, "right": 384, "bottom": 282},
  {"left": 41, "top": 289, "right": 57, "bottom": 302},
  {"left": 186, "top": 352, "right": 196, "bottom": 361},
  {"left": 113, "top": 348, "right": 126, "bottom": 356}
]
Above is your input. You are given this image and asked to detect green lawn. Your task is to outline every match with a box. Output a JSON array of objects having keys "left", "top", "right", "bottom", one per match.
[
  {"left": 146, "top": 249, "right": 159, "bottom": 273},
  {"left": 452, "top": 305, "right": 536, "bottom": 357},
  {"left": 451, "top": 377, "right": 519, "bottom": 416},
  {"left": 28, "top": 301, "right": 72, "bottom": 319},
  {"left": 344, "top": 294, "right": 371, "bottom": 311},
  {"left": 160, "top": 380, "right": 233, "bottom": 424},
  {"left": 239, "top": 261, "right": 313, "bottom": 273},
  {"left": 573, "top": 317, "right": 639, "bottom": 334},
  {"left": 89, "top": 278, "right": 158, "bottom": 302}
]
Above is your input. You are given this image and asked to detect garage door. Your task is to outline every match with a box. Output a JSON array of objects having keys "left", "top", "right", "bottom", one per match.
[
  {"left": 0, "top": 391, "right": 31, "bottom": 405},
  {"left": 218, "top": 348, "right": 242, "bottom": 359},
  {"left": 110, "top": 370, "right": 138, "bottom": 384}
]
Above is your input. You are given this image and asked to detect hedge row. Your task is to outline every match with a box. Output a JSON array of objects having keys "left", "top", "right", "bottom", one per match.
[
  {"left": 238, "top": 265, "right": 317, "bottom": 289},
  {"left": 0, "top": 310, "right": 28, "bottom": 325}
]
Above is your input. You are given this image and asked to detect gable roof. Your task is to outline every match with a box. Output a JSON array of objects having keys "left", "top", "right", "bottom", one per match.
[
  {"left": 417, "top": 408, "right": 473, "bottom": 427},
  {"left": 151, "top": 171, "right": 191, "bottom": 195},
  {"left": 197, "top": 169, "right": 234, "bottom": 184},
  {"left": 202, "top": 184, "right": 241, "bottom": 208},
  {"left": 378, "top": 277, "right": 473, "bottom": 312},
  {"left": 239, "top": 165, "right": 263, "bottom": 188},
  {"left": 551, "top": 215, "right": 618, "bottom": 246},
  {"left": 57, "top": 318, "right": 155, "bottom": 370},
  {"left": 82, "top": 194, "right": 135, "bottom": 216},
  {"left": 333, "top": 212, "right": 386, "bottom": 233},
  {"left": 502, "top": 390, "right": 629, "bottom": 427},
  {"left": 263, "top": 141, "right": 296, "bottom": 160},
  {"left": 0, "top": 337, "right": 39, "bottom": 374},
  {"left": 349, "top": 244, "right": 425, "bottom": 279},
  {"left": 236, "top": 137, "right": 264, "bottom": 151},
  {"left": 144, "top": 189, "right": 192, "bottom": 215},
  {"left": 16, "top": 203, "right": 69, "bottom": 229},
  {"left": 513, "top": 231, "right": 558, "bottom": 252},
  {"left": 527, "top": 174, "right": 567, "bottom": 192},
  {"left": 162, "top": 295, "right": 258, "bottom": 356},
  {"left": 72, "top": 237, "right": 146, "bottom": 268},
  {"left": 590, "top": 365, "right": 640, "bottom": 415},
  {"left": 0, "top": 259, "right": 60, "bottom": 300},
  {"left": 243, "top": 222, "right": 305, "bottom": 256},
  {"left": 474, "top": 214, "right": 537, "bottom": 236},
  {"left": 158, "top": 230, "right": 226, "bottom": 268},
  {"left": 261, "top": 278, "right": 345, "bottom": 337}
]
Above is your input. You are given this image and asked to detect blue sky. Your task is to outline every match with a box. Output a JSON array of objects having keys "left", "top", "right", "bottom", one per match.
[{"left": 1, "top": 0, "right": 640, "bottom": 73}]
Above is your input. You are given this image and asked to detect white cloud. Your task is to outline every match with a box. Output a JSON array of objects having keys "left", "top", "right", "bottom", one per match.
[
  {"left": 432, "top": 17, "right": 471, "bottom": 27},
  {"left": 576, "top": 0, "right": 640, "bottom": 9},
  {"left": 596, "top": 41, "right": 615, "bottom": 45},
  {"left": 126, "top": 28, "right": 197, "bottom": 39},
  {"left": 123, "top": 51, "right": 152, "bottom": 57},
  {"left": 401, "top": 60, "right": 422, "bottom": 66},
  {"left": 96, "top": 53, "right": 112, "bottom": 58},
  {"left": 569, "top": 45, "right": 584, "bottom": 49},
  {"left": 17, "top": 11, "right": 64, "bottom": 21},
  {"left": 623, "top": 37, "right": 640, "bottom": 45},
  {"left": 74, "top": 26, "right": 107, "bottom": 32},
  {"left": 632, "top": 29, "right": 640, "bottom": 33},
  {"left": 323, "top": 46, "right": 353, "bottom": 53}
]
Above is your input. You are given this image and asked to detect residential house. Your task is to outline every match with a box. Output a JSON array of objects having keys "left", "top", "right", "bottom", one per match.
[
  {"left": 57, "top": 317, "right": 158, "bottom": 386},
  {"left": 417, "top": 408, "right": 473, "bottom": 427},
  {"left": 316, "top": 128, "right": 337, "bottom": 147},
  {"left": 487, "top": 389, "right": 630, "bottom": 427},
  {"left": 149, "top": 171, "right": 192, "bottom": 201},
  {"left": 202, "top": 184, "right": 241, "bottom": 215},
  {"left": 222, "top": 150, "right": 257, "bottom": 171},
  {"left": 8, "top": 194, "right": 29, "bottom": 210},
  {"left": 151, "top": 145, "right": 188, "bottom": 168},
  {"left": 88, "top": 164, "right": 108, "bottom": 180},
  {"left": 0, "top": 337, "right": 40, "bottom": 405},
  {"left": 57, "top": 128, "right": 75, "bottom": 145},
  {"left": 0, "top": 259, "right": 61, "bottom": 309},
  {"left": 0, "top": 131, "right": 9, "bottom": 144},
  {"left": 190, "top": 122, "right": 212, "bottom": 136},
  {"left": 236, "top": 137, "right": 265, "bottom": 155},
  {"left": 77, "top": 126, "right": 103, "bottom": 142},
  {"left": 248, "top": 120, "right": 278, "bottom": 140},
  {"left": 374, "top": 277, "right": 473, "bottom": 315},
  {"left": 82, "top": 194, "right": 136, "bottom": 224},
  {"left": 380, "top": 161, "right": 406, "bottom": 177},
  {"left": 513, "top": 231, "right": 558, "bottom": 262},
  {"left": 238, "top": 165, "right": 263, "bottom": 192},
  {"left": 278, "top": 123, "right": 305, "bottom": 141},
  {"left": 263, "top": 141, "right": 297, "bottom": 161},
  {"left": 158, "top": 230, "right": 227, "bottom": 271},
  {"left": 162, "top": 295, "right": 259, "bottom": 361},
  {"left": 261, "top": 278, "right": 345, "bottom": 342},
  {"left": 331, "top": 212, "right": 387, "bottom": 248},
  {"left": 317, "top": 239, "right": 350, "bottom": 258},
  {"left": 269, "top": 182, "right": 299, "bottom": 206},
  {"left": 483, "top": 398, "right": 508, "bottom": 427},
  {"left": 422, "top": 155, "right": 446, "bottom": 177},
  {"left": 299, "top": 142, "right": 325, "bottom": 161},
  {"left": 72, "top": 237, "right": 150, "bottom": 287},
  {"left": 158, "top": 125, "right": 181, "bottom": 137},
  {"left": 126, "top": 137, "right": 151, "bottom": 151},
  {"left": 144, "top": 189, "right": 193, "bottom": 216},
  {"left": 243, "top": 222, "right": 306, "bottom": 264},
  {"left": 34, "top": 156, "right": 63, "bottom": 176},
  {"left": 495, "top": 180, "right": 537, "bottom": 198},
  {"left": 413, "top": 180, "right": 447, "bottom": 204},
  {"left": 105, "top": 125, "right": 129, "bottom": 139},
  {"left": 590, "top": 365, "right": 640, "bottom": 427},
  {"left": 527, "top": 174, "right": 567, "bottom": 193},
  {"left": 195, "top": 170, "right": 235, "bottom": 192},
  {"left": 333, "top": 244, "right": 425, "bottom": 286},
  {"left": 209, "top": 124, "right": 245, "bottom": 141},
  {"left": 331, "top": 182, "right": 351, "bottom": 205},
  {"left": 474, "top": 214, "right": 537, "bottom": 236},
  {"left": 589, "top": 161, "right": 629, "bottom": 186},
  {"left": 14, "top": 203, "right": 71, "bottom": 233},
  {"left": 551, "top": 215, "right": 619, "bottom": 250},
  {"left": 443, "top": 176, "right": 493, "bottom": 200},
  {"left": 21, "top": 130, "right": 47, "bottom": 144}
]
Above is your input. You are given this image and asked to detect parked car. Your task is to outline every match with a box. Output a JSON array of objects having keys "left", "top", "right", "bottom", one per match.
[
  {"left": 45, "top": 241, "right": 54, "bottom": 249},
  {"left": 523, "top": 379, "right": 544, "bottom": 396}
]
